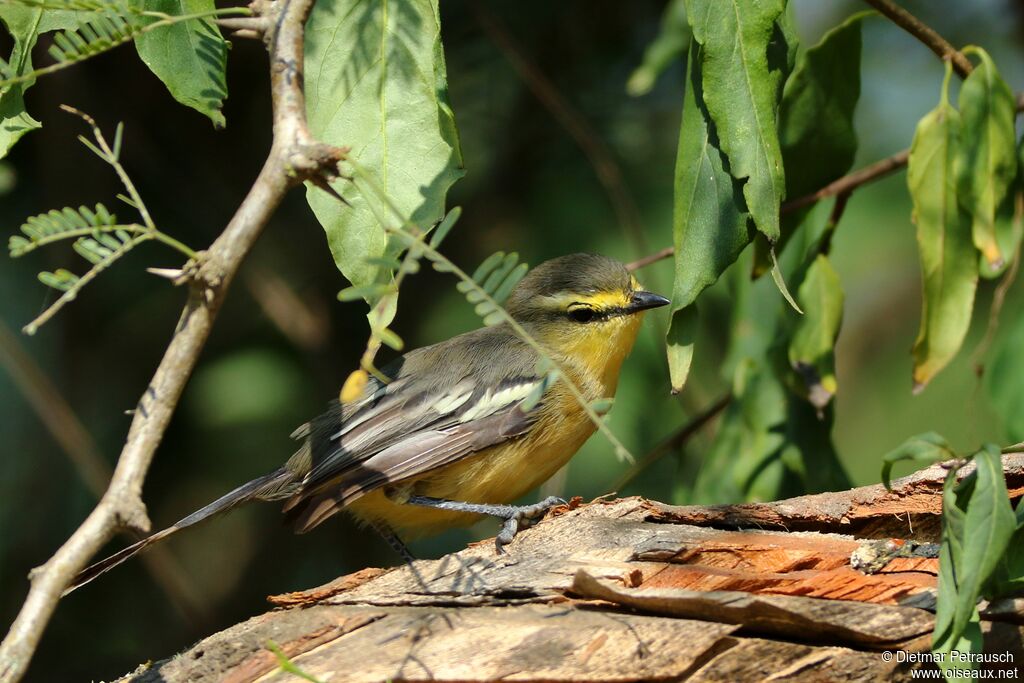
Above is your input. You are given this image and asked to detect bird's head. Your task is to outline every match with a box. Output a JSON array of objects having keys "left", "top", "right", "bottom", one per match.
[{"left": 505, "top": 253, "right": 669, "bottom": 380}]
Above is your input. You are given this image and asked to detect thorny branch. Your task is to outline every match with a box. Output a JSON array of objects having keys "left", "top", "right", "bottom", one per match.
[{"left": 0, "top": 0, "right": 346, "bottom": 680}]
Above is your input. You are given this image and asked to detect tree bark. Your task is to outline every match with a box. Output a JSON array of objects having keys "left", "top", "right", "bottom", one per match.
[{"left": 112, "top": 456, "right": 1024, "bottom": 682}]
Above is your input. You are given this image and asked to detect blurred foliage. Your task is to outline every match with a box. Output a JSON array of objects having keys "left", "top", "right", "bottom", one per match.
[{"left": 1, "top": 0, "right": 1024, "bottom": 680}]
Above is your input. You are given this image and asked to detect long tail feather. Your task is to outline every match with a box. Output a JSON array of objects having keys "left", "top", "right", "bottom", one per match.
[{"left": 65, "top": 467, "right": 298, "bottom": 595}]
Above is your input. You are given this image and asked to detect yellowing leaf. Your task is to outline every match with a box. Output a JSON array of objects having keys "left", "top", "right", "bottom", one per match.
[
  {"left": 957, "top": 46, "right": 1017, "bottom": 270},
  {"left": 908, "top": 64, "right": 978, "bottom": 392}
]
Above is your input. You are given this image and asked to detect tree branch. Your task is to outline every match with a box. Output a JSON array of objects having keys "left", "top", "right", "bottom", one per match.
[
  {"left": 0, "top": 0, "right": 345, "bottom": 679},
  {"left": 861, "top": 0, "right": 974, "bottom": 79},
  {"left": 628, "top": 93, "right": 1024, "bottom": 272}
]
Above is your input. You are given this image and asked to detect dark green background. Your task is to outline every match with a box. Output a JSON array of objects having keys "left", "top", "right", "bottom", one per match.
[{"left": 1, "top": 0, "right": 1022, "bottom": 679}]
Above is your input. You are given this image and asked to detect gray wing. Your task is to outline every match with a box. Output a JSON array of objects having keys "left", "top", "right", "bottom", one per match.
[{"left": 282, "top": 326, "right": 545, "bottom": 531}]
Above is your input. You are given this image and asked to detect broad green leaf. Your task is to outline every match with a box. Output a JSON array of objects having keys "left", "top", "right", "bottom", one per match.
[
  {"left": 957, "top": 46, "right": 1017, "bottom": 270},
  {"left": 879, "top": 431, "right": 955, "bottom": 490},
  {"left": 0, "top": 5, "right": 84, "bottom": 157},
  {"left": 133, "top": 0, "right": 228, "bottom": 127},
  {"left": 626, "top": 0, "right": 688, "bottom": 96},
  {"left": 305, "top": 0, "right": 464, "bottom": 294},
  {"left": 685, "top": 0, "right": 787, "bottom": 242},
  {"left": 987, "top": 306, "right": 1024, "bottom": 442},
  {"left": 788, "top": 254, "right": 843, "bottom": 413},
  {"left": 753, "top": 12, "right": 868, "bottom": 276},
  {"left": 908, "top": 64, "right": 978, "bottom": 393},
  {"left": 779, "top": 13, "right": 866, "bottom": 203},
  {"left": 933, "top": 446, "right": 1015, "bottom": 670},
  {"left": 665, "top": 40, "right": 753, "bottom": 392}
]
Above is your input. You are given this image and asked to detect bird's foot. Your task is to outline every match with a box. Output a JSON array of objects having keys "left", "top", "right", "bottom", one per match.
[{"left": 495, "top": 496, "right": 566, "bottom": 554}]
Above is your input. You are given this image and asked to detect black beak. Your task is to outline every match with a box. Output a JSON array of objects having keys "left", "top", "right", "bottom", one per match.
[{"left": 628, "top": 290, "right": 671, "bottom": 313}]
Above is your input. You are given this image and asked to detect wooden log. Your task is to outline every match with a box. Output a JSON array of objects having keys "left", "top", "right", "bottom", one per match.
[{"left": 115, "top": 460, "right": 1024, "bottom": 682}]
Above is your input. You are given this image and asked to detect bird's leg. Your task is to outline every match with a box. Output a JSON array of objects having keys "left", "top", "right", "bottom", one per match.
[
  {"left": 368, "top": 518, "right": 416, "bottom": 565},
  {"left": 404, "top": 495, "right": 566, "bottom": 553}
]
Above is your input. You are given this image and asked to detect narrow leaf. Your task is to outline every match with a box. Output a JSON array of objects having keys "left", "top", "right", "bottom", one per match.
[
  {"left": 472, "top": 251, "right": 506, "bottom": 284},
  {"left": 957, "top": 46, "right": 1017, "bottom": 270},
  {"left": 685, "top": 0, "right": 787, "bottom": 242},
  {"left": 908, "top": 64, "right": 978, "bottom": 393},
  {"left": 665, "top": 39, "right": 753, "bottom": 392},
  {"left": 429, "top": 206, "right": 461, "bottom": 247},
  {"left": 934, "top": 446, "right": 1016, "bottom": 668},
  {"left": 492, "top": 262, "right": 528, "bottom": 305},
  {"left": 337, "top": 283, "right": 396, "bottom": 302},
  {"left": 305, "top": 0, "right": 464, "bottom": 291},
  {"left": 132, "top": 0, "right": 228, "bottom": 127},
  {"left": 753, "top": 11, "right": 868, "bottom": 276}
]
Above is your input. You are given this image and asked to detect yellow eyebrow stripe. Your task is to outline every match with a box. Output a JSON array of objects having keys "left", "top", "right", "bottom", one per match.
[{"left": 573, "top": 291, "right": 631, "bottom": 308}]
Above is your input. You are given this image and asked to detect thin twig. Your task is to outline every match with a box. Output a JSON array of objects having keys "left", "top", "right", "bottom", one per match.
[
  {"left": 0, "top": 320, "right": 209, "bottom": 626},
  {"left": 626, "top": 246, "right": 673, "bottom": 272},
  {"left": 610, "top": 393, "right": 731, "bottom": 492},
  {"left": 0, "top": 0, "right": 345, "bottom": 678},
  {"left": 861, "top": 0, "right": 973, "bottom": 79},
  {"left": 781, "top": 149, "right": 909, "bottom": 215},
  {"left": 471, "top": 1, "right": 651, "bottom": 260}
]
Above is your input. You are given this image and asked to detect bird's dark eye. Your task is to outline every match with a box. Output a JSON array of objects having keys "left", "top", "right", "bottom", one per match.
[{"left": 568, "top": 307, "right": 596, "bottom": 323}]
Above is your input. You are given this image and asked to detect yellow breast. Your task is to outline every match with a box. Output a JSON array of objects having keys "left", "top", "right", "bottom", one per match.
[{"left": 346, "top": 311, "right": 646, "bottom": 537}]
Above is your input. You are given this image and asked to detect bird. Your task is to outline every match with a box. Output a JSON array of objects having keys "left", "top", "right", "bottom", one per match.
[{"left": 65, "top": 253, "right": 669, "bottom": 594}]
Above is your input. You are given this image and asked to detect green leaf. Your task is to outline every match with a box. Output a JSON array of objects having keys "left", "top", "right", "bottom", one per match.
[
  {"left": 0, "top": 5, "right": 85, "bottom": 157},
  {"left": 779, "top": 13, "right": 866, "bottom": 203},
  {"left": 933, "top": 465, "right": 975, "bottom": 673},
  {"left": 788, "top": 254, "right": 842, "bottom": 412},
  {"left": 981, "top": 179, "right": 1022, "bottom": 280},
  {"left": 376, "top": 327, "right": 404, "bottom": 351},
  {"left": 429, "top": 206, "right": 461, "bottom": 248},
  {"left": 131, "top": 0, "right": 227, "bottom": 127},
  {"left": 753, "top": 11, "right": 868, "bottom": 276},
  {"left": 879, "top": 431, "right": 955, "bottom": 490},
  {"left": 626, "top": 0, "right": 688, "bottom": 96},
  {"left": 685, "top": 0, "right": 787, "bottom": 243},
  {"left": 304, "top": 0, "right": 464, "bottom": 292},
  {"left": 957, "top": 46, "right": 1017, "bottom": 270},
  {"left": 908, "top": 63, "right": 978, "bottom": 393},
  {"left": 337, "top": 283, "right": 396, "bottom": 302},
  {"left": 665, "top": 39, "right": 753, "bottom": 392},
  {"left": 933, "top": 446, "right": 1016, "bottom": 670}
]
